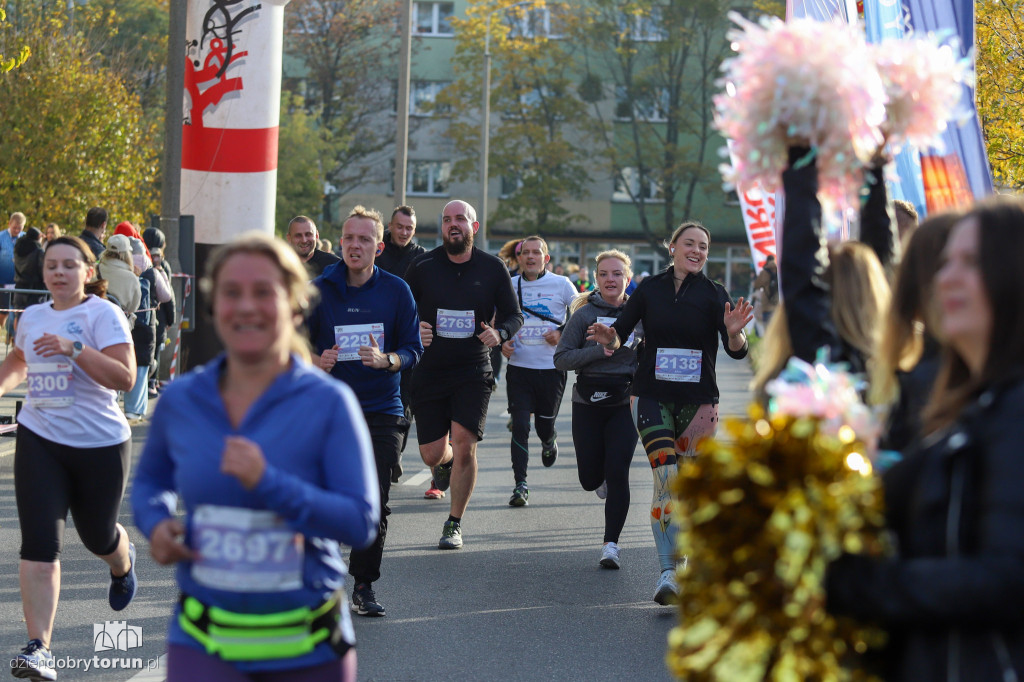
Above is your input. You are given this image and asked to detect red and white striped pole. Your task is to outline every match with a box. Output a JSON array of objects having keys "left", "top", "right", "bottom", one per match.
[{"left": 179, "top": 0, "right": 291, "bottom": 367}]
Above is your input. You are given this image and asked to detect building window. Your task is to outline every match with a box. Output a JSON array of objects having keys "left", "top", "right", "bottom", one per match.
[
  {"left": 507, "top": 7, "right": 565, "bottom": 39},
  {"left": 614, "top": 85, "right": 670, "bottom": 121},
  {"left": 414, "top": 2, "right": 454, "bottom": 36},
  {"left": 613, "top": 167, "right": 663, "bottom": 202},
  {"left": 617, "top": 7, "right": 667, "bottom": 42},
  {"left": 408, "top": 161, "right": 451, "bottom": 196},
  {"left": 410, "top": 81, "right": 452, "bottom": 116}
]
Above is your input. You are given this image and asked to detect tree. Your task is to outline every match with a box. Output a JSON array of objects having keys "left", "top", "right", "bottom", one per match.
[
  {"left": 276, "top": 93, "right": 327, "bottom": 236},
  {"left": 976, "top": 0, "right": 1024, "bottom": 189},
  {"left": 0, "top": 8, "right": 30, "bottom": 73},
  {"left": 284, "top": 0, "right": 402, "bottom": 228},
  {"left": 440, "top": 1, "right": 592, "bottom": 233},
  {"left": 0, "top": 6, "right": 159, "bottom": 230},
  {"left": 576, "top": 0, "right": 740, "bottom": 248}
]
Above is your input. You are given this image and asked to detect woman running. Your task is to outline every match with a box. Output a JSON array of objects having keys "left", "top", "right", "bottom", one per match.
[
  {"left": 132, "top": 233, "right": 379, "bottom": 682},
  {"left": 8, "top": 236, "right": 138, "bottom": 680},
  {"left": 554, "top": 250, "right": 642, "bottom": 570},
  {"left": 589, "top": 222, "right": 752, "bottom": 604}
]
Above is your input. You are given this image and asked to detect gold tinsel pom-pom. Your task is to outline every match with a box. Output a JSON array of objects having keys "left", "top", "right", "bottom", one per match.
[{"left": 666, "top": 404, "right": 888, "bottom": 681}]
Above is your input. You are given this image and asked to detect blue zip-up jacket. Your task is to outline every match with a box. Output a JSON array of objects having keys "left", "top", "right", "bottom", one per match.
[
  {"left": 308, "top": 262, "right": 422, "bottom": 416},
  {"left": 132, "top": 355, "right": 379, "bottom": 672}
]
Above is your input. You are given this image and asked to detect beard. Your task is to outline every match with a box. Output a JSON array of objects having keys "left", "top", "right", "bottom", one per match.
[{"left": 443, "top": 230, "right": 473, "bottom": 256}]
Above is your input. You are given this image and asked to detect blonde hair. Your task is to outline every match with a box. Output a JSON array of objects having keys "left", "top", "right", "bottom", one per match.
[
  {"left": 870, "top": 212, "right": 959, "bottom": 405},
  {"left": 201, "top": 232, "right": 316, "bottom": 363},
  {"left": 343, "top": 205, "right": 385, "bottom": 243},
  {"left": 570, "top": 249, "right": 633, "bottom": 313},
  {"left": 751, "top": 242, "right": 890, "bottom": 399}
]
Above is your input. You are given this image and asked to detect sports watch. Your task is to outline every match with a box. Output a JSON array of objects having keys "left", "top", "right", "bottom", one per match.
[
  {"left": 70, "top": 341, "right": 84, "bottom": 361},
  {"left": 498, "top": 328, "right": 510, "bottom": 342}
]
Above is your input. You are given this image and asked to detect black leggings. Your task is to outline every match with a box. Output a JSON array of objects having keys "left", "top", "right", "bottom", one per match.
[
  {"left": 15, "top": 426, "right": 131, "bottom": 562},
  {"left": 571, "top": 401, "right": 637, "bottom": 544}
]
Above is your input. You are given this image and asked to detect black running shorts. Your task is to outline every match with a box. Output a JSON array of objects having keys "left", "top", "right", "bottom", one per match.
[
  {"left": 505, "top": 365, "right": 566, "bottom": 417},
  {"left": 411, "top": 372, "right": 493, "bottom": 444}
]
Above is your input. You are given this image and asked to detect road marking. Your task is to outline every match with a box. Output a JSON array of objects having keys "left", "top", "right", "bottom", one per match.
[
  {"left": 127, "top": 654, "right": 166, "bottom": 681},
  {"left": 400, "top": 468, "right": 431, "bottom": 487}
]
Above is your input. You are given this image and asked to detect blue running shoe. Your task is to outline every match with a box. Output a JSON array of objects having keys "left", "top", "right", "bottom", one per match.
[
  {"left": 109, "top": 543, "right": 137, "bottom": 611},
  {"left": 11, "top": 639, "right": 56, "bottom": 681}
]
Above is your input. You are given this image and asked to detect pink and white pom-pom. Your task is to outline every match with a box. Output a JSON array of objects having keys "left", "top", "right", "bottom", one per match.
[
  {"left": 714, "top": 12, "right": 886, "bottom": 208},
  {"left": 872, "top": 34, "right": 974, "bottom": 150}
]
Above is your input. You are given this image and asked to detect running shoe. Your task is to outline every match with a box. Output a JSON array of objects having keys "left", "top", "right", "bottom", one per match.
[
  {"left": 508, "top": 481, "right": 529, "bottom": 507},
  {"left": 424, "top": 481, "right": 445, "bottom": 499},
  {"left": 438, "top": 520, "right": 463, "bottom": 550},
  {"left": 431, "top": 459, "right": 453, "bottom": 493},
  {"left": 653, "top": 569, "right": 679, "bottom": 605},
  {"left": 541, "top": 439, "right": 558, "bottom": 467},
  {"left": 595, "top": 481, "right": 608, "bottom": 499},
  {"left": 351, "top": 582, "right": 386, "bottom": 617},
  {"left": 109, "top": 542, "right": 137, "bottom": 611},
  {"left": 599, "top": 542, "right": 621, "bottom": 569},
  {"left": 11, "top": 639, "right": 56, "bottom": 681}
]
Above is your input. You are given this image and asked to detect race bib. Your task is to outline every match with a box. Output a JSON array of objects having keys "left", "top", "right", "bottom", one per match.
[
  {"left": 436, "top": 309, "right": 475, "bottom": 339},
  {"left": 597, "top": 317, "right": 635, "bottom": 348},
  {"left": 333, "top": 323, "right": 384, "bottom": 362},
  {"left": 655, "top": 348, "right": 702, "bottom": 383},
  {"left": 27, "top": 362, "right": 74, "bottom": 407},
  {"left": 517, "top": 319, "right": 556, "bottom": 345},
  {"left": 191, "top": 505, "right": 304, "bottom": 593}
]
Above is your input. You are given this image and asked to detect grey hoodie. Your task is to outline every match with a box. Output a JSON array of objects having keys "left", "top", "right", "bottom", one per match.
[{"left": 554, "top": 290, "right": 643, "bottom": 404}]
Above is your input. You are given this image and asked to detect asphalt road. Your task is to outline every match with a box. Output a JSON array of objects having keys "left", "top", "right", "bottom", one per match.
[{"left": 0, "top": 350, "right": 753, "bottom": 682}]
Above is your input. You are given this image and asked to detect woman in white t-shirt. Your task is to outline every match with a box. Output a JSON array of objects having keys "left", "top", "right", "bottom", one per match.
[{"left": 4, "top": 235, "right": 139, "bottom": 679}]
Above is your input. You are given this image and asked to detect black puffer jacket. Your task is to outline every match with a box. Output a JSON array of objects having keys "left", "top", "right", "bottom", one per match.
[
  {"left": 13, "top": 232, "right": 45, "bottom": 310},
  {"left": 780, "top": 152, "right": 898, "bottom": 375},
  {"left": 827, "top": 378, "right": 1024, "bottom": 681},
  {"left": 377, "top": 232, "right": 425, "bottom": 281}
]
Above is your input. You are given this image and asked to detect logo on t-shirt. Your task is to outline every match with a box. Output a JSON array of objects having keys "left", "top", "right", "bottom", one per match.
[{"left": 65, "top": 321, "right": 83, "bottom": 336}]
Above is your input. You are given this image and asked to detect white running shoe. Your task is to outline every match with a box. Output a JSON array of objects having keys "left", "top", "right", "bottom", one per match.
[
  {"left": 653, "top": 569, "right": 678, "bottom": 605},
  {"left": 595, "top": 481, "right": 608, "bottom": 499},
  {"left": 599, "top": 542, "right": 620, "bottom": 569}
]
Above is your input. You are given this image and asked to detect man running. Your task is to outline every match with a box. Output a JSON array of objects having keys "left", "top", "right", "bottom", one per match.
[
  {"left": 308, "top": 205, "right": 422, "bottom": 616},
  {"left": 377, "top": 205, "right": 426, "bottom": 484},
  {"left": 500, "top": 236, "right": 576, "bottom": 507},
  {"left": 405, "top": 199, "right": 522, "bottom": 549}
]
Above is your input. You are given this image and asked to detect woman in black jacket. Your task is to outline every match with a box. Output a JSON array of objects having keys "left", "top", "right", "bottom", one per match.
[
  {"left": 13, "top": 227, "right": 46, "bottom": 319},
  {"left": 751, "top": 148, "right": 897, "bottom": 397},
  {"left": 827, "top": 196, "right": 1024, "bottom": 681}
]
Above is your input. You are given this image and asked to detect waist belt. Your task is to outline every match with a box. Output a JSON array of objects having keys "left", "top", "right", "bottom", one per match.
[{"left": 178, "top": 593, "right": 339, "bottom": 662}]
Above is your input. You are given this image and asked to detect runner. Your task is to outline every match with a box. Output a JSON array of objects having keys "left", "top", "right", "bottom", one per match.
[
  {"left": 553, "top": 250, "right": 642, "bottom": 569},
  {"left": 6, "top": 236, "right": 138, "bottom": 681},
  {"left": 405, "top": 199, "right": 522, "bottom": 549},
  {"left": 588, "top": 221, "right": 752, "bottom": 604},
  {"left": 500, "top": 236, "right": 576, "bottom": 507},
  {"left": 132, "top": 233, "right": 379, "bottom": 681},
  {"left": 308, "top": 206, "right": 422, "bottom": 618}
]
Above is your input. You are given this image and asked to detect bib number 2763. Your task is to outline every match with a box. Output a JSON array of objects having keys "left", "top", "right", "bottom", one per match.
[{"left": 436, "top": 309, "right": 475, "bottom": 339}]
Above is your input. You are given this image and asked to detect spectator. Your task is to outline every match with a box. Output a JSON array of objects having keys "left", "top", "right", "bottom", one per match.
[
  {"left": 13, "top": 227, "right": 46, "bottom": 325},
  {"left": 43, "top": 223, "right": 62, "bottom": 246},
  {"left": 80, "top": 207, "right": 108, "bottom": 261},
  {"left": 572, "top": 265, "right": 595, "bottom": 293},
  {"left": 97, "top": 235, "right": 141, "bottom": 320},
  {"left": 1, "top": 212, "right": 25, "bottom": 330}
]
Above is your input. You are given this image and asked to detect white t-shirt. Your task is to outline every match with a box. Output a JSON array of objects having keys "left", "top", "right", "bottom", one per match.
[
  {"left": 509, "top": 273, "right": 577, "bottom": 370},
  {"left": 16, "top": 295, "right": 133, "bottom": 447}
]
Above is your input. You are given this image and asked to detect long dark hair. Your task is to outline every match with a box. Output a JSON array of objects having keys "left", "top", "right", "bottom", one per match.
[
  {"left": 44, "top": 236, "right": 108, "bottom": 298},
  {"left": 923, "top": 196, "right": 1024, "bottom": 433}
]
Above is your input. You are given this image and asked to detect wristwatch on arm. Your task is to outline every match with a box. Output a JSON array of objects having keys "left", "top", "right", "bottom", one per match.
[{"left": 70, "top": 341, "right": 84, "bottom": 361}]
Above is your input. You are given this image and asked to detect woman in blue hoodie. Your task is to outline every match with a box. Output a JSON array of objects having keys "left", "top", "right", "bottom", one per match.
[{"left": 132, "top": 232, "right": 379, "bottom": 681}]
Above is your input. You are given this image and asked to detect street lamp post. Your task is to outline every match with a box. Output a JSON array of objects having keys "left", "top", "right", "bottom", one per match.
[{"left": 480, "top": 1, "right": 532, "bottom": 251}]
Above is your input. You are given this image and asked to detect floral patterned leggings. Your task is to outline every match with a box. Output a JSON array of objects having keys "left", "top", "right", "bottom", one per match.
[{"left": 631, "top": 397, "right": 719, "bottom": 572}]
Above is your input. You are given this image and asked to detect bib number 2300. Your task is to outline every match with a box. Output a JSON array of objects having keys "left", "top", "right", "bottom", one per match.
[
  {"left": 28, "top": 362, "right": 74, "bottom": 407},
  {"left": 655, "top": 348, "right": 702, "bottom": 383}
]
